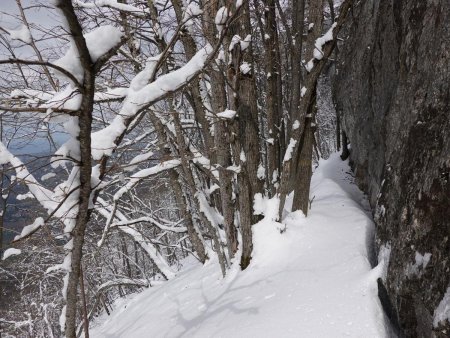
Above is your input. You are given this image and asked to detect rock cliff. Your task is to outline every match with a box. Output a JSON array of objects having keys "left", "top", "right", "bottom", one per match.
[{"left": 333, "top": 0, "right": 450, "bottom": 336}]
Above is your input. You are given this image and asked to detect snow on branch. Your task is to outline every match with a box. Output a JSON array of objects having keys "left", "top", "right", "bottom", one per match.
[
  {"left": 91, "top": 45, "right": 212, "bottom": 160},
  {"left": 111, "top": 217, "right": 187, "bottom": 233},
  {"left": 74, "top": 0, "right": 150, "bottom": 16},
  {"left": 113, "top": 159, "right": 181, "bottom": 201},
  {"left": 97, "top": 278, "right": 149, "bottom": 293},
  {"left": 55, "top": 25, "right": 124, "bottom": 83}
]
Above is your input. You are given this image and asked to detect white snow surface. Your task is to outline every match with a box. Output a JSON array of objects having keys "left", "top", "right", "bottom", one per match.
[{"left": 91, "top": 154, "right": 390, "bottom": 338}]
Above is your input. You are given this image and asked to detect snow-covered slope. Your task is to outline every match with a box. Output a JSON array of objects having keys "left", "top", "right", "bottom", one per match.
[{"left": 91, "top": 154, "right": 390, "bottom": 338}]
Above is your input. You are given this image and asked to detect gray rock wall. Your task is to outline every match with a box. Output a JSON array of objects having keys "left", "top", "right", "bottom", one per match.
[{"left": 333, "top": 0, "right": 450, "bottom": 336}]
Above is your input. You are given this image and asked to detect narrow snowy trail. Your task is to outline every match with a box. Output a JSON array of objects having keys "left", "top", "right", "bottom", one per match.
[{"left": 92, "top": 154, "right": 390, "bottom": 338}]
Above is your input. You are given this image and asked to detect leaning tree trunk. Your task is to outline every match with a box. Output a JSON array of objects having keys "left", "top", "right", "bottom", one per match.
[{"left": 291, "top": 0, "right": 323, "bottom": 216}]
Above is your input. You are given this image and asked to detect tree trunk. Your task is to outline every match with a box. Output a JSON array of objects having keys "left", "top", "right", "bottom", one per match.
[{"left": 291, "top": 0, "right": 323, "bottom": 216}]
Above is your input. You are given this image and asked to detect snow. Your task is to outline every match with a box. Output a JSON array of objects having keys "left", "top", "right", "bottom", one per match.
[
  {"left": 306, "top": 23, "right": 337, "bottom": 73},
  {"left": 14, "top": 217, "right": 45, "bottom": 241},
  {"left": 55, "top": 25, "right": 123, "bottom": 83},
  {"left": 215, "top": 7, "right": 228, "bottom": 32},
  {"left": 434, "top": 286, "right": 450, "bottom": 328},
  {"left": 41, "top": 172, "right": 56, "bottom": 181},
  {"left": 91, "top": 153, "right": 390, "bottom": 337},
  {"left": 16, "top": 192, "right": 34, "bottom": 200},
  {"left": 301, "top": 86, "right": 307, "bottom": 97},
  {"left": 74, "top": 0, "right": 149, "bottom": 16},
  {"left": 91, "top": 45, "right": 212, "bottom": 160},
  {"left": 283, "top": 138, "right": 297, "bottom": 162},
  {"left": 240, "top": 62, "right": 251, "bottom": 74},
  {"left": 183, "top": 2, "right": 203, "bottom": 25},
  {"left": 7, "top": 25, "right": 32, "bottom": 43},
  {"left": 2, "top": 248, "right": 22, "bottom": 260},
  {"left": 217, "top": 109, "right": 236, "bottom": 119}
]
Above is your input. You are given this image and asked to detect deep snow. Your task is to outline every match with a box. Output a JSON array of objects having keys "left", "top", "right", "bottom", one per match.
[{"left": 91, "top": 154, "right": 391, "bottom": 337}]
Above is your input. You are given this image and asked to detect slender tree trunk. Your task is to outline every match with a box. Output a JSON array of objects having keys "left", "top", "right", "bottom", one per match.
[
  {"left": 56, "top": 2, "right": 95, "bottom": 336},
  {"left": 291, "top": 0, "right": 323, "bottom": 216},
  {"left": 79, "top": 264, "right": 89, "bottom": 338},
  {"left": 261, "top": 0, "right": 282, "bottom": 196},
  {"left": 202, "top": 0, "right": 239, "bottom": 261}
]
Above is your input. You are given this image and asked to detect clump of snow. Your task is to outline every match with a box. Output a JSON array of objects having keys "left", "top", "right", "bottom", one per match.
[
  {"left": 183, "top": 2, "right": 202, "bottom": 25},
  {"left": 434, "top": 286, "right": 450, "bottom": 328},
  {"left": 283, "top": 138, "right": 297, "bottom": 162},
  {"left": 240, "top": 62, "right": 251, "bottom": 74},
  {"left": 240, "top": 35, "right": 251, "bottom": 51},
  {"left": 14, "top": 217, "right": 45, "bottom": 241},
  {"left": 7, "top": 25, "right": 32, "bottom": 43},
  {"left": 306, "top": 23, "right": 337, "bottom": 73},
  {"left": 16, "top": 192, "right": 34, "bottom": 200},
  {"left": 313, "top": 23, "right": 336, "bottom": 60},
  {"left": 293, "top": 120, "right": 300, "bottom": 130},
  {"left": 41, "top": 172, "right": 57, "bottom": 181},
  {"left": 2, "top": 248, "right": 22, "bottom": 260},
  {"left": 215, "top": 7, "right": 228, "bottom": 32},
  {"left": 217, "top": 109, "right": 236, "bottom": 119},
  {"left": 301, "top": 86, "right": 307, "bottom": 97},
  {"left": 55, "top": 25, "right": 123, "bottom": 83}
]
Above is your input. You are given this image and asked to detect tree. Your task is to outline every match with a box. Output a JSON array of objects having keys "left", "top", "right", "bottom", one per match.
[{"left": 0, "top": 0, "right": 355, "bottom": 335}]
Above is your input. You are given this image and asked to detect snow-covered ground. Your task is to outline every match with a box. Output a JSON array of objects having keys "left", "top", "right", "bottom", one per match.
[{"left": 91, "top": 154, "right": 391, "bottom": 338}]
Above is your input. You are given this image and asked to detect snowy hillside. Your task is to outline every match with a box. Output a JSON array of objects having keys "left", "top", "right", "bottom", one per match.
[{"left": 91, "top": 154, "right": 391, "bottom": 338}]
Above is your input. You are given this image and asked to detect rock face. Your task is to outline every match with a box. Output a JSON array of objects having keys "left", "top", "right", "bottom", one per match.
[{"left": 333, "top": 0, "right": 450, "bottom": 337}]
